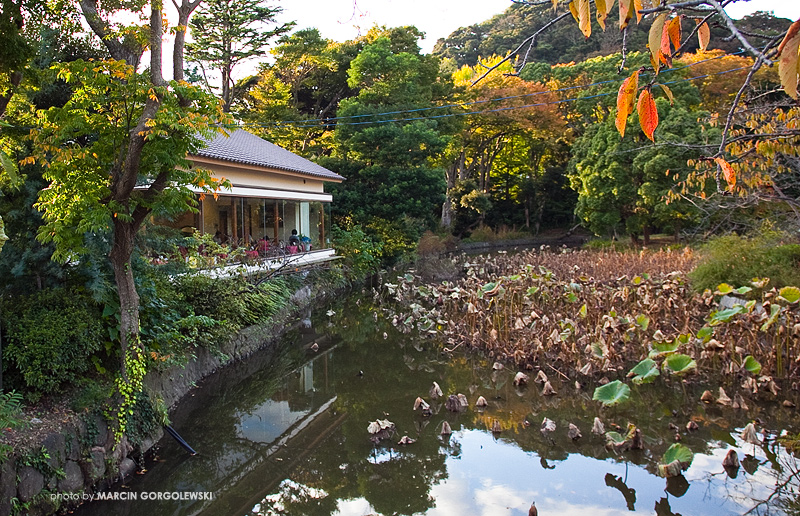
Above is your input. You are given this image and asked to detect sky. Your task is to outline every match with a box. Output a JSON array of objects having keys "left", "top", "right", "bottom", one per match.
[{"left": 275, "top": 0, "right": 800, "bottom": 54}]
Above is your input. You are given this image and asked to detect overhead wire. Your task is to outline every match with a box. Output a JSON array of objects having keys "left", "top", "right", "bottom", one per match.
[{"left": 231, "top": 49, "right": 752, "bottom": 130}]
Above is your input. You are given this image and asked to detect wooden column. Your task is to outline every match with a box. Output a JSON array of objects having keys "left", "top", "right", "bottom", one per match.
[
  {"left": 231, "top": 197, "right": 238, "bottom": 244},
  {"left": 319, "top": 205, "right": 325, "bottom": 248}
]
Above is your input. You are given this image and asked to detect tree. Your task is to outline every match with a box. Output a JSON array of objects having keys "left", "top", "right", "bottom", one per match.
[
  {"left": 324, "top": 28, "right": 455, "bottom": 245},
  {"left": 28, "top": 0, "right": 229, "bottom": 428},
  {"left": 440, "top": 56, "right": 565, "bottom": 232},
  {"left": 187, "top": 0, "right": 293, "bottom": 112}
]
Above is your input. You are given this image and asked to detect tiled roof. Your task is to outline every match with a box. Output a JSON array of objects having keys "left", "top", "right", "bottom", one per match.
[{"left": 191, "top": 129, "right": 344, "bottom": 182}]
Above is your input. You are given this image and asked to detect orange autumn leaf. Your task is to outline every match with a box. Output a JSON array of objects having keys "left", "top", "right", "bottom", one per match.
[
  {"left": 596, "top": 0, "right": 613, "bottom": 30},
  {"left": 619, "top": 0, "right": 633, "bottom": 29},
  {"left": 632, "top": 0, "right": 642, "bottom": 23},
  {"left": 714, "top": 157, "right": 736, "bottom": 190},
  {"left": 777, "top": 19, "right": 800, "bottom": 99},
  {"left": 637, "top": 87, "right": 658, "bottom": 141},
  {"left": 615, "top": 70, "right": 639, "bottom": 137},
  {"left": 667, "top": 16, "right": 682, "bottom": 54},
  {"left": 696, "top": 19, "right": 710, "bottom": 51},
  {"left": 660, "top": 17, "right": 673, "bottom": 66}
]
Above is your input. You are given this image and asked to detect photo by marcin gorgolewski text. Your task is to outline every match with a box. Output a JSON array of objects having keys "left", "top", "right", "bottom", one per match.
[{"left": 51, "top": 491, "right": 215, "bottom": 502}]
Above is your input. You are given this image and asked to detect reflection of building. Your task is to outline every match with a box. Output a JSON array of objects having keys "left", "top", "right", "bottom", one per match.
[{"left": 165, "top": 129, "right": 344, "bottom": 254}]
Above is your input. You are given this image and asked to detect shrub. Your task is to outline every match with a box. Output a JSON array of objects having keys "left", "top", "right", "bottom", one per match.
[
  {"left": 2, "top": 288, "right": 105, "bottom": 394},
  {"left": 330, "top": 222, "right": 382, "bottom": 280},
  {"left": 689, "top": 230, "right": 800, "bottom": 292}
]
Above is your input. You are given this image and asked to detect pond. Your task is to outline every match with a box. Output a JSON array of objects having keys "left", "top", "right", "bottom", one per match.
[{"left": 74, "top": 290, "right": 800, "bottom": 516}]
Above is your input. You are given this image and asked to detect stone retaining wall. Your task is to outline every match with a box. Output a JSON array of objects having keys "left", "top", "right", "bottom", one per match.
[{"left": 0, "top": 283, "right": 328, "bottom": 516}]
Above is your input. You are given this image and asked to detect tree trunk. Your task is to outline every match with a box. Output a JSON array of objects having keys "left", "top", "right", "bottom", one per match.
[
  {"left": 109, "top": 219, "right": 140, "bottom": 381},
  {"left": 643, "top": 224, "right": 651, "bottom": 246}
]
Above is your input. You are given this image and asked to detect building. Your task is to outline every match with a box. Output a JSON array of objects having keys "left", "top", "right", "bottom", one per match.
[{"left": 164, "top": 129, "right": 344, "bottom": 262}]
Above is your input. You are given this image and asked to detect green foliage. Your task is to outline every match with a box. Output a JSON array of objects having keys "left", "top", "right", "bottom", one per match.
[
  {"left": 175, "top": 273, "right": 294, "bottom": 331},
  {"left": 125, "top": 391, "right": 165, "bottom": 448},
  {"left": 0, "top": 390, "right": 25, "bottom": 430},
  {"left": 187, "top": 0, "right": 293, "bottom": 111},
  {"left": 2, "top": 288, "right": 105, "bottom": 394},
  {"left": 689, "top": 229, "right": 800, "bottom": 292},
  {"left": 330, "top": 222, "right": 382, "bottom": 280},
  {"left": 592, "top": 380, "right": 631, "bottom": 406},
  {"left": 742, "top": 355, "right": 762, "bottom": 376}
]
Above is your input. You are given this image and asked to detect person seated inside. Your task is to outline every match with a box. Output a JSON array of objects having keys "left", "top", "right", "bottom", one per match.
[{"left": 288, "top": 229, "right": 301, "bottom": 247}]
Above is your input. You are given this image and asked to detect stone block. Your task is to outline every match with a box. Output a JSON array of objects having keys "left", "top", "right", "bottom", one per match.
[
  {"left": 58, "top": 460, "right": 84, "bottom": 493},
  {"left": 80, "top": 449, "right": 106, "bottom": 483},
  {"left": 17, "top": 466, "right": 44, "bottom": 503},
  {"left": 119, "top": 458, "right": 137, "bottom": 479},
  {"left": 0, "top": 458, "right": 17, "bottom": 516},
  {"left": 65, "top": 429, "right": 81, "bottom": 461}
]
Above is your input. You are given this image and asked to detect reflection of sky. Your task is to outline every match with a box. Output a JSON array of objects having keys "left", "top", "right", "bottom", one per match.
[
  {"left": 237, "top": 400, "right": 309, "bottom": 443},
  {"left": 313, "top": 428, "right": 798, "bottom": 516}
]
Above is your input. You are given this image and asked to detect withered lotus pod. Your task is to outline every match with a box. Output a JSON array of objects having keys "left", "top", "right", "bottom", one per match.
[
  {"left": 445, "top": 395, "right": 462, "bottom": 412},
  {"left": 717, "top": 388, "right": 732, "bottom": 406},
  {"left": 457, "top": 393, "right": 469, "bottom": 408},
  {"left": 430, "top": 381, "right": 443, "bottom": 399},
  {"left": 568, "top": 423, "right": 582, "bottom": 440},
  {"left": 535, "top": 370, "right": 548, "bottom": 384},
  {"left": 733, "top": 394, "right": 748, "bottom": 411},
  {"left": 741, "top": 422, "right": 761, "bottom": 445},
  {"left": 722, "top": 449, "right": 740, "bottom": 468},
  {"left": 397, "top": 435, "right": 416, "bottom": 445},
  {"left": 541, "top": 417, "right": 556, "bottom": 435},
  {"left": 513, "top": 372, "right": 529, "bottom": 386},
  {"left": 700, "top": 390, "right": 714, "bottom": 403},
  {"left": 440, "top": 421, "right": 452, "bottom": 436},
  {"left": 542, "top": 381, "right": 557, "bottom": 396},
  {"left": 591, "top": 417, "right": 605, "bottom": 435},
  {"left": 475, "top": 396, "right": 488, "bottom": 408}
]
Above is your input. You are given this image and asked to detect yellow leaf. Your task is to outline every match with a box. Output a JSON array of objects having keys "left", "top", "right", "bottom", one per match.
[
  {"left": 696, "top": 19, "right": 710, "bottom": 51},
  {"left": 637, "top": 87, "right": 658, "bottom": 141},
  {"left": 569, "top": 0, "right": 580, "bottom": 23},
  {"left": 578, "top": 0, "right": 591, "bottom": 38},
  {"left": 714, "top": 157, "right": 736, "bottom": 190},
  {"left": 615, "top": 70, "right": 639, "bottom": 137},
  {"left": 777, "top": 19, "right": 800, "bottom": 99},
  {"left": 659, "top": 83, "right": 675, "bottom": 104},
  {"left": 596, "top": 0, "right": 609, "bottom": 30},
  {"left": 649, "top": 13, "right": 669, "bottom": 72}
]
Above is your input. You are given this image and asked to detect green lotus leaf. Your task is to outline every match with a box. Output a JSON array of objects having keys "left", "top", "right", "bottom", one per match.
[
  {"left": 664, "top": 354, "right": 697, "bottom": 375},
  {"left": 605, "top": 431, "right": 626, "bottom": 444},
  {"left": 709, "top": 305, "right": 746, "bottom": 325},
  {"left": 650, "top": 339, "right": 680, "bottom": 358},
  {"left": 778, "top": 286, "right": 800, "bottom": 304},
  {"left": 734, "top": 286, "right": 753, "bottom": 295},
  {"left": 742, "top": 355, "right": 762, "bottom": 376},
  {"left": 696, "top": 326, "right": 713, "bottom": 342},
  {"left": 761, "top": 303, "right": 782, "bottom": 332},
  {"left": 635, "top": 314, "right": 650, "bottom": 331},
  {"left": 593, "top": 380, "right": 631, "bottom": 407},
  {"left": 663, "top": 443, "right": 693, "bottom": 468},
  {"left": 628, "top": 358, "right": 660, "bottom": 384},
  {"left": 715, "top": 283, "right": 734, "bottom": 295}
]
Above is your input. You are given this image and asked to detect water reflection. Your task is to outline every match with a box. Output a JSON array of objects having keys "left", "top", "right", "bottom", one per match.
[{"left": 75, "top": 295, "right": 800, "bottom": 516}]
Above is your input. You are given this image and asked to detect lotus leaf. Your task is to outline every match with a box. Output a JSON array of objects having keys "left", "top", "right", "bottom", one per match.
[
  {"left": 742, "top": 355, "right": 762, "bottom": 376},
  {"left": 593, "top": 380, "right": 631, "bottom": 406},
  {"left": 663, "top": 443, "right": 694, "bottom": 468},
  {"left": 628, "top": 358, "right": 660, "bottom": 384},
  {"left": 696, "top": 327, "right": 713, "bottom": 342},
  {"left": 650, "top": 339, "right": 680, "bottom": 357},
  {"left": 760, "top": 304, "right": 782, "bottom": 331},
  {"left": 709, "top": 305, "right": 746, "bottom": 325},
  {"left": 778, "top": 286, "right": 800, "bottom": 304},
  {"left": 635, "top": 314, "right": 650, "bottom": 331},
  {"left": 715, "top": 283, "right": 734, "bottom": 295},
  {"left": 664, "top": 354, "right": 697, "bottom": 375}
]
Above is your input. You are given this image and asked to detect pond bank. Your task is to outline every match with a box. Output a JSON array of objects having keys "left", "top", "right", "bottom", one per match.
[{"left": 0, "top": 277, "right": 343, "bottom": 516}]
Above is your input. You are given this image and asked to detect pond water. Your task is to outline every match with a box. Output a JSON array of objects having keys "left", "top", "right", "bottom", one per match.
[{"left": 75, "top": 291, "right": 800, "bottom": 516}]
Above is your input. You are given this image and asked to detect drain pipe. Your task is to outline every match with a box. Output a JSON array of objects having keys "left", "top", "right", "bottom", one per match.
[{"left": 165, "top": 425, "right": 198, "bottom": 455}]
